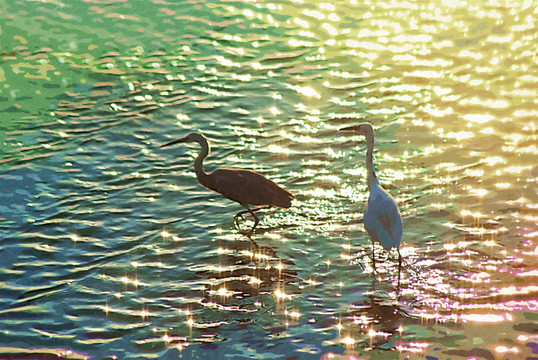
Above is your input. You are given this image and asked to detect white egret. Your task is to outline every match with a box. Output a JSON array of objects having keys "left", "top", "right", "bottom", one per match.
[{"left": 341, "top": 123, "right": 403, "bottom": 279}]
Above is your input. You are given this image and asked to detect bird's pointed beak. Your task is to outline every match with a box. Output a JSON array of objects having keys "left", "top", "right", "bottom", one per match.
[
  {"left": 340, "top": 125, "right": 361, "bottom": 132},
  {"left": 160, "top": 136, "right": 189, "bottom": 147}
]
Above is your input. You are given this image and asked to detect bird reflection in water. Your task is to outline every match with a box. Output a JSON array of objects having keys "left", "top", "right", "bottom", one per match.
[
  {"left": 199, "top": 232, "right": 297, "bottom": 304},
  {"left": 341, "top": 123, "right": 403, "bottom": 289},
  {"left": 161, "top": 132, "right": 294, "bottom": 235},
  {"left": 321, "top": 291, "right": 411, "bottom": 359}
]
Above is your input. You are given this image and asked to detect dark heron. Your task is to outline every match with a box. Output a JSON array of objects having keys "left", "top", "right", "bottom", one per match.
[
  {"left": 161, "top": 132, "right": 294, "bottom": 233},
  {"left": 341, "top": 123, "right": 403, "bottom": 283}
]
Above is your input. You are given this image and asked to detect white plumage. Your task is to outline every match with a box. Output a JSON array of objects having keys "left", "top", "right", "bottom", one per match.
[
  {"left": 341, "top": 123, "right": 403, "bottom": 277},
  {"left": 364, "top": 179, "right": 402, "bottom": 252}
]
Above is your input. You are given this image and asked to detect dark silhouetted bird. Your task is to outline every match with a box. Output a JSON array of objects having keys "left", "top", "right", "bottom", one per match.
[{"left": 162, "top": 132, "right": 294, "bottom": 233}]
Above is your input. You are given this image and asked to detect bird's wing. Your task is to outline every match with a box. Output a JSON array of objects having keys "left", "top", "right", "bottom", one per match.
[
  {"left": 364, "top": 185, "right": 402, "bottom": 251},
  {"left": 205, "top": 169, "right": 251, "bottom": 202},
  {"left": 207, "top": 169, "right": 293, "bottom": 208}
]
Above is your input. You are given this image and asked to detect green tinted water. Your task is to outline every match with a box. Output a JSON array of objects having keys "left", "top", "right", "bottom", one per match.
[{"left": 1, "top": 1, "right": 536, "bottom": 359}]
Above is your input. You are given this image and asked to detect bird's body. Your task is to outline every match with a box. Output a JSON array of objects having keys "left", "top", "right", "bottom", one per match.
[
  {"left": 364, "top": 179, "right": 402, "bottom": 252},
  {"left": 341, "top": 123, "right": 403, "bottom": 277},
  {"left": 199, "top": 168, "right": 293, "bottom": 209},
  {"left": 161, "top": 132, "right": 293, "bottom": 233}
]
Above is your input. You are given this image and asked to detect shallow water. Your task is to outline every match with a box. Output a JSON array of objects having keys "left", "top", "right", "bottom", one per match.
[{"left": 1, "top": 1, "right": 537, "bottom": 359}]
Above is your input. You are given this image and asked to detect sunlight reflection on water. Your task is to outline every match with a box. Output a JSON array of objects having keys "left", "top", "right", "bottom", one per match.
[{"left": 1, "top": 0, "right": 537, "bottom": 359}]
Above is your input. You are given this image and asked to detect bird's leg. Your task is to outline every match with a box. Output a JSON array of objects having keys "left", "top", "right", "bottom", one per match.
[
  {"left": 371, "top": 241, "right": 376, "bottom": 272},
  {"left": 234, "top": 205, "right": 260, "bottom": 235},
  {"left": 235, "top": 209, "right": 250, "bottom": 222},
  {"left": 234, "top": 206, "right": 267, "bottom": 225},
  {"left": 233, "top": 213, "right": 241, "bottom": 230},
  {"left": 246, "top": 205, "right": 259, "bottom": 235},
  {"left": 234, "top": 210, "right": 248, "bottom": 230},
  {"left": 397, "top": 249, "right": 402, "bottom": 295}
]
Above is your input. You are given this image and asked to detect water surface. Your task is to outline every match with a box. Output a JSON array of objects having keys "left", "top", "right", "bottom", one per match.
[{"left": 1, "top": 1, "right": 537, "bottom": 359}]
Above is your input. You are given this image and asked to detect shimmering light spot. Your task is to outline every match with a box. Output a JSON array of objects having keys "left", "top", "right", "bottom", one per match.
[
  {"left": 461, "top": 313, "right": 506, "bottom": 323},
  {"left": 483, "top": 240, "right": 496, "bottom": 247},
  {"left": 267, "top": 144, "right": 292, "bottom": 155},
  {"left": 469, "top": 188, "right": 488, "bottom": 197},
  {"left": 320, "top": 22, "right": 337, "bottom": 36},
  {"left": 396, "top": 341, "right": 430, "bottom": 353},
  {"left": 140, "top": 308, "right": 150, "bottom": 320},
  {"left": 445, "top": 131, "right": 474, "bottom": 141},
  {"left": 430, "top": 203, "right": 448, "bottom": 210},
  {"left": 461, "top": 97, "right": 509, "bottom": 108},
  {"left": 464, "top": 169, "right": 484, "bottom": 177},
  {"left": 422, "top": 104, "right": 452, "bottom": 117},
  {"left": 353, "top": 315, "right": 372, "bottom": 325},
  {"left": 274, "top": 288, "right": 293, "bottom": 300},
  {"left": 303, "top": 9, "right": 325, "bottom": 20},
  {"left": 462, "top": 114, "right": 495, "bottom": 124},
  {"left": 306, "top": 278, "right": 321, "bottom": 286},
  {"left": 482, "top": 128, "right": 500, "bottom": 137},
  {"left": 495, "top": 345, "right": 519, "bottom": 354},
  {"left": 517, "top": 270, "right": 538, "bottom": 277},
  {"left": 482, "top": 156, "right": 505, "bottom": 166},
  {"left": 217, "top": 287, "right": 232, "bottom": 297},
  {"left": 286, "top": 84, "right": 321, "bottom": 99},
  {"left": 341, "top": 336, "right": 355, "bottom": 346},
  {"left": 287, "top": 310, "right": 301, "bottom": 320},
  {"left": 269, "top": 107, "right": 281, "bottom": 116},
  {"left": 504, "top": 165, "right": 532, "bottom": 174},
  {"left": 404, "top": 70, "right": 444, "bottom": 78},
  {"left": 345, "top": 40, "right": 385, "bottom": 51},
  {"left": 514, "top": 109, "right": 538, "bottom": 117},
  {"left": 307, "top": 187, "right": 337, "bottom": 199},
  {"left": 319, "top": 3, "right": 335, "bottom": 11},
  {"left": 294, "top": 17, "right": 309, "bottom": 28},
  {"left": 163, "top": 333, "right": 171, "bottom": 343},
  {"left": 368, "top": 329, "right": 391, "bottom": 337},
  {"left": 458, "top": 50, "right": 482, "bottom": 59},
  {"left": 460, "top": 210, "right": 484, "bottom": 219}
]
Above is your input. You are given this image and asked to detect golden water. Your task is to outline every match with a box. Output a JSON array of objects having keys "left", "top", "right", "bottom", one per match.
[{"left": 0, "top": 0, "right": 536, "bottom": 359}]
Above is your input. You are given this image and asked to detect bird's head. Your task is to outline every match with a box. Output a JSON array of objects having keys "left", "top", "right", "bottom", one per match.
[
  {"left": 340, "top": 122, "right": 374, "bottom": 136},
  {"left": 161, "top": 132, "right": 208, "bottom": 148}
]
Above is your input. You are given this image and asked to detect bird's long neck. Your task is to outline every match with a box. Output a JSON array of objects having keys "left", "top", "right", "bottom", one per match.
[
  {"left": 193, "top": 137, "right": 210, "bottom": 182},
  {"left": 365, "top": 131, "right": 377, "bottom": 189}
]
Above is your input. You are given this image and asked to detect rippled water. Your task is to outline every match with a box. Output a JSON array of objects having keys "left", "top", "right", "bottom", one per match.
[{"left": 1, "top": 1, "right": 537, "bottom": 359}]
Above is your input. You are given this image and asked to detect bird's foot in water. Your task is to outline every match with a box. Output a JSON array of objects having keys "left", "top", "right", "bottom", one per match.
[
  {"left": 371, "top": 246, "right": 377, "bottom": 273},
  {"left": 233, "top": 218, "right": 256, "bottom": 236},
  {"left": 233, "top": 211, "right": 249, "bottom": 229},
  {"left": 233, "top": 209, "right": 260, "bottom": 235},
  {"left": 239, "top": 227, "right": 255, "bottom": 237}
]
